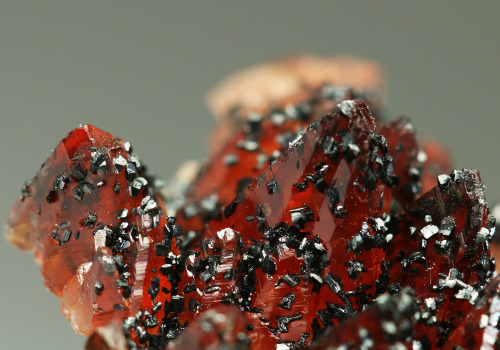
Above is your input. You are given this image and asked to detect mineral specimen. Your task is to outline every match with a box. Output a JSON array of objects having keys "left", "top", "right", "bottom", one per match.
[{"left": 5, "top": 56, "right": 499, "bottom": 349}]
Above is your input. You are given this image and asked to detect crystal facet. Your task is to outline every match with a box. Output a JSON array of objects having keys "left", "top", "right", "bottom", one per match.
[
  {"left": 5, "top": 125, "right": 178, "bottom": 335},
  {"left": 5, "top": 57, "right": 498, "bottom": 350}
]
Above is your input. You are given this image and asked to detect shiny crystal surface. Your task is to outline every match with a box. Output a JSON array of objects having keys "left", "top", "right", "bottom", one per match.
[
  {"left": 4, "top": 60, "right": 498, "bottom": 349},
  {"left": 386, "top": 169, "right": 495, "bottom": 347},
  {"left": 309, "top": 288, "right": 418, "bottom": 349},
  {"left": 177, "top": 86, "right": 377, "bottom": 240},
  {"left": 177, "top": 100, "right": 395, "bottom": 348},
  {"left": 443, "top": 276, "right": 500, "bottom": 349},
  {"left": 5, "top": 125, "right": 178, "bottom": 335}
]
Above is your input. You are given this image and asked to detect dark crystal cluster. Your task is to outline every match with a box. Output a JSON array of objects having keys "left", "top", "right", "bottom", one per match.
[{"left": 5, "top": 56, "right": 499, "bottom": 350}]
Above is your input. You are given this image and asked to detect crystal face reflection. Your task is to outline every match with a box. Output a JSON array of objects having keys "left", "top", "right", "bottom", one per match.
[{"left": 5, "top": 55, "right": 499, "bottom": 350}]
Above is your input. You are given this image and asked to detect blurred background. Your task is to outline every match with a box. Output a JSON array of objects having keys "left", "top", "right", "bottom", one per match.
[{"left": 1, "top": 2, "right": 499, "bottom": 349}]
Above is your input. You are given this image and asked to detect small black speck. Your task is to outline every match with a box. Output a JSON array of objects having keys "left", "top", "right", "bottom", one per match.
[
  {"left": 113, "top": 304, "right": 125, "bottom": 311},
  {"left": 266, "top": 178, "right": 278, "bottom": 194},
  {"left": 294, "top": 182, "right": 308, "bottom": 191},
  {"left": 70, "top": 166, "right": 87, "bottom": 181},
  {"left": 70, "top": 186, "right": 83, "bottom": 201},
  {"left": 281, "top": 274, "right": 300, "bottom": 287},
  {"left": 204, "top": 285, "right": 221, "bottom": 294},
  {"left": 278, "top": 293, "right": 296, "bottom": 310},
  {"left": 94, "top": 281, "right": 104, "bottom": 296},
  {"left": 46, "top": 190, "right": 57, "bottom": 203},
  {"left": 188, "top": 298, "right": 201, "bottom": 312}
]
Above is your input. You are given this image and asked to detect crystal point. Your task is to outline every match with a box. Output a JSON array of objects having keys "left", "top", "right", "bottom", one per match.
[
  {"left": 5, "top": 59, "right": 499, "bottom": 350},
  {"left": 5, "top": 124, "right": 178, "bottom": 336}
]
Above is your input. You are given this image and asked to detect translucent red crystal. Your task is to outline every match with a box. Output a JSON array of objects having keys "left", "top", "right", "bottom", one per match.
[
  {"left": 5, "top": 125, "right": 178, "bottom": 335},
  {"left": 443, "top": 276, "right": 500, "bottom": 349},
  {"left": 176, "top": 86, "right": 375, "bottom": 239},
  {"left": 206, "top": 55, "right": 385, "bottom": 155},
  {"left": 309, "top": 288, "right": 418, "bottom": 349},
  {"left": 4, "top": 62, "right": 498, "bottom": 350},
  {"left": 177, "top": 101, "right": 395, "bottom": 348},
  {"left": 385, "top": 169, "right": 495, "bottom": 347}
]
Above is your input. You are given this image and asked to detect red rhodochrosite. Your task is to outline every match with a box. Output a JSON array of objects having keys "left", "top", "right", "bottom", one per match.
[{"left": 5, "top": 56, "right": 498, "bottom": 350}]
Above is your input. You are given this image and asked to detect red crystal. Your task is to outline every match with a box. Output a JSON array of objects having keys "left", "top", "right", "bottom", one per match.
[
  {"left": 206, "top": 55, "right": 386, "bottom": 155},
  {"left": 167, "top": 305, "right": 249, "bottom": 350},
  {"left": 176, "top": 101, "right": 397, "bottom": 348},
  {"left": 379, "top": 118, "right": 423, "bottom": 206},
  {"left": 177, "top": 98, "right": 447, "bottom": 247},
  {"left": 385, "top": 168, "right": 495, "bottom": 347},
  {"left": 420, "top": 137, "right": 454, "bottom": 194},
  {"left": 443, "top": 276, "right": 500, "bottom": 349},
  {"left": 177, "top": 86, "right": 374, "bottom": 240},
  {"left": 309, "top": 289, "right": 418, "bottom": 349},
  {"left": 4, "top": 59, "right": 498, "bottom": 350},
  {"left": 5, "top": 125, "right": 178, "bottom": 335}
]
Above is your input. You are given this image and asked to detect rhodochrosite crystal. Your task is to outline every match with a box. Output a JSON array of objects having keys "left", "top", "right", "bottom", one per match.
[
  {"left": 5, "top": 125, "right": 180, "bottom": 338},
  {"left": 5, "top": 56, "right": 499, "bottom": 349}
]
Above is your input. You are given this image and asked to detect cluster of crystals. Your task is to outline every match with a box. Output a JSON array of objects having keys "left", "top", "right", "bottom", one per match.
[
  {"left": 5, "top": 92, "right": 498, "bottom": 349},
  {"left": 5, "top": 125, "right": 184, "bottom": 343}
]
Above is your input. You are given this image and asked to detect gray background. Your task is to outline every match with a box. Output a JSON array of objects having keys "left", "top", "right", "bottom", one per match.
[{"left": 1, "top": 2, "right": 499, "bottom": 349}]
